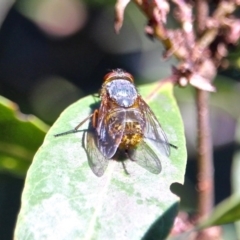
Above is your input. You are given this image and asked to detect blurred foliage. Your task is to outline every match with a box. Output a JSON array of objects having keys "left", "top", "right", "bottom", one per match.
[
  {"left": 0, "top": 96, "right": 48, "bottom": 177},
  {"left": 198, "top": 194, "right": 240, "bottom": 229},
  {"left": 231, "top": 118, "right": 240, "bottom": 239},
  {"left": 16, "top": 0, "right": 88, "bottom": 37}
]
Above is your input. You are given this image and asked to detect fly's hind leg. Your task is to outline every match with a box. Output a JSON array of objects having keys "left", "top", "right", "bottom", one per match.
[{"left": 124, "top": 149, "right": 135, "bottom": 162}]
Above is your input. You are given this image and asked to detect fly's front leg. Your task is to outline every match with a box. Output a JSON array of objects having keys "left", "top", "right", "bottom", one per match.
[
  {"left": 92, "top": 109, "right": 99, "bottom": 129},
  {"left": 55, "top": 113, "right": 94, "bottom": 137},
  {"left": 74, "top": 113, "right": 94, "bottom": 131}
]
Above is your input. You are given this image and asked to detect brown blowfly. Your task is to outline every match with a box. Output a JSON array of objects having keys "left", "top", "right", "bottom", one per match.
[{"left": 55, "top": 69, "right": 177, "bottom": 176}]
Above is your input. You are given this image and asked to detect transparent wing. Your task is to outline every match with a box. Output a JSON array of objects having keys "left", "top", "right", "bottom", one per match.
[
  {"left": 128, "top": 141, "right": 161, "bottom": 174},
  {"left": 138, "top": 97, "right": 170, "bottom": 156},
  {"left": 85, "top": 130, "right": 108, "bottom": 177},
  {"left": 97, "top": 109, "right": 126, "bottom": 159}
]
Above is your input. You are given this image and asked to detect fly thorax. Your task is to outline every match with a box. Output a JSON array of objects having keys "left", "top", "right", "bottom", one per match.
[{"left": 106, "top": 80, "right": 138, "bottom": 107}]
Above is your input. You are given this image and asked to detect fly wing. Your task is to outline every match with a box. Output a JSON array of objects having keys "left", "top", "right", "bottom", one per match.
[
  {"left": 128, "top": 141, "right": 161, "bottom": 174},
  {"left": 85, "top": 130, "right": 108, "bottom": 177},
  {"left": 138, "top": 97, "right": 170, "bottom": 156},
  {"left": 97, "top": 108, "right": 126, "bottom": 159}
]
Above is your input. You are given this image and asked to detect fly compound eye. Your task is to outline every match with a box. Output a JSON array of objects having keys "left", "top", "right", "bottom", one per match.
[
  {"left": 122, "top": 72, "right": 134, "bottom": 83},
  {"left": 103, "top": 72, "right": 114, "bottom": 83},
  {"left": 103, "top": 69, "right": 134, "bottom": 83}
]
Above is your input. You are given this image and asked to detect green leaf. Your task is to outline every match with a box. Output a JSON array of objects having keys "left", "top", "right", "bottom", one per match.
[
  {"left": 231, "top": 117, "right": 240, "bottom": 238},
  {"left": 197, "top": 194, "right": 240, "bottom": 229},
  {"left": 0, "top": 96, "right": 48, "bottom": 177},
  {"left": 15, "top": 82, "right": 187, "bottom": 240}
]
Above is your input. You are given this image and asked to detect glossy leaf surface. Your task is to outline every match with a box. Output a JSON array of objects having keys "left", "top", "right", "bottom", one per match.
[{"left": 15, "top": 82, "right": 187, "bottom": 240}]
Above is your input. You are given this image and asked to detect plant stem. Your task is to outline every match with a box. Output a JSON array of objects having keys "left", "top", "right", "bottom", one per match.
[
  {"left": 195, "top": 0, "right": 218, "bottom": 239},
  {"left": 196, "top": 90, "right": 214, "bottom": 217}
]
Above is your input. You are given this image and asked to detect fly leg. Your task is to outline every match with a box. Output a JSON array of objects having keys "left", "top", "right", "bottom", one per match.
[
  {"left": 121, "top": 161, "right": 130, "bottom": 175},
  {"left": 91, "top": 109, "right": 99, "bottom": 128},
  {"left": 54, "top": 110, "right": 98, "bottom": 137},
  {"left": 169, "top": 143, "right": 178, "bottom": 149},
  {"left": 120, "top": 149, "right": 132, "bottom": 175},
  {"left": 124, "top": 149, "right": 134, "bottom": 161}
]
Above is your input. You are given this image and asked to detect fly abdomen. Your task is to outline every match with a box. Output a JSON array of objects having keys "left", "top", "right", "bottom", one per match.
[{"left": 119, "top": 122, "right": 143, "bottom": 150}]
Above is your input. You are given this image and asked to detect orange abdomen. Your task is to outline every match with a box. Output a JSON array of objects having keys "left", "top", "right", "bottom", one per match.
[{"left": 118, "top": 122, "right": 143, "bottom": 150}]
